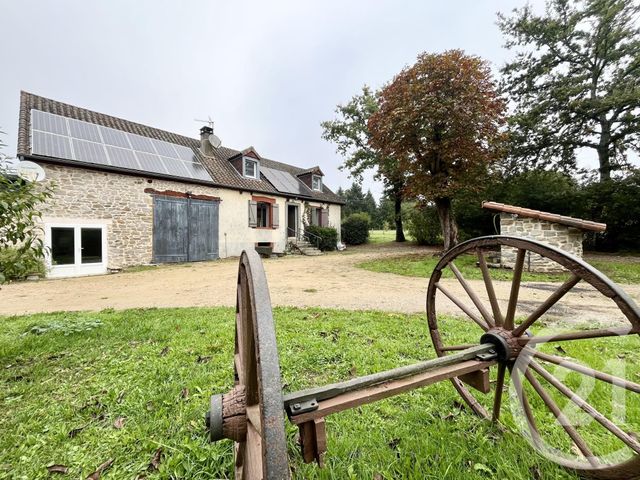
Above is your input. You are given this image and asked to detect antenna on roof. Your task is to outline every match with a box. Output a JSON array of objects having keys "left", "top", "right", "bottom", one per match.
[{"left": 195, "top": 116, "right": 222, "bottom": 149}]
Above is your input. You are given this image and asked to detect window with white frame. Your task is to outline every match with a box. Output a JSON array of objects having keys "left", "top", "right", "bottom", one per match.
[
  {"left": 243, "top": 157, "right": 259, "bottom": 179},
  {"left": 312, "top": 174, "right": 322, "bottom": 191}
]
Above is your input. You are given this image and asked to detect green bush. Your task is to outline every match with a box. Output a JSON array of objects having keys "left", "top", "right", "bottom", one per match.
[
  {"left": 405, "top": 203, "right": 442, "bottom": 246},
  {"left": 0, "top": 247, "right": 46, "bottom": 282},
  {"left": 342, "top": 213, "right": 370, "bottom": 245},
  {"left": 304, "top": 225, "right": 338, "bottom": 251}
]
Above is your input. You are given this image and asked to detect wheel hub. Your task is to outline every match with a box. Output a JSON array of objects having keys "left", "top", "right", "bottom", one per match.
[{"left": 480, "top": 328, "right": 523, "bottom": 362}]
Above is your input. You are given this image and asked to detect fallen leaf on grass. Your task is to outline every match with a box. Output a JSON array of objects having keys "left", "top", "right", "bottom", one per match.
[
  {"left": 159, "top": 346, "right": 170, "bottom": 357},
  {"left": 147, "top": 448, "right": 163, "bottom": 472},
  {"left": 349, "top": 366, "right": 357, "bottom": 377},
  {"left": 47, "top": 464, "right": 69, "bottom": 474},
  {"left": 113, "top": 417, "right": 126, "bottom": 429},
  {"left": 196, "top": 355, "right": 211, "bottom": 364},
  {"left": 373, "top": 474, "right": 383, "bottom": 480},
  {"left": 86, "top": 458, "right": 114, "bottom": 479},
  {"left": 180, "top": 388, "right": 189, "bottom": 400}
]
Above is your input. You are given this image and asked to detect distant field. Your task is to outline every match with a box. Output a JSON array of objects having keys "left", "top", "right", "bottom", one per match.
[{"left": 368, "top": 229, "right": 408, "bottom": 244}]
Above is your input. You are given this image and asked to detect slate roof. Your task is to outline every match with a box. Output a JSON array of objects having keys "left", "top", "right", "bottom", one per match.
[
  {"left": 17, "top": 91, "right": 343, "bottom": 204},
  {"left": 482, "top": 201, "right": 607, "bottom": 232}
]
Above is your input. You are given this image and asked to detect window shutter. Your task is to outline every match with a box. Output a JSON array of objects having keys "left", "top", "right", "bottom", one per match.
[
  {"left": 272, "top": 204, "right": 279, "bottom": 229},
  {"left": 320, "top": 208, "right": 329, "bottom": 227},
  {"left": 248, "top": 200, "right": 258, "bottom": 228}
]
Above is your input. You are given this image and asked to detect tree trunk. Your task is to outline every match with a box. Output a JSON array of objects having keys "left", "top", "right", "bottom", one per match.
[
  {"left": 393, "top": 189, "right": 405, "bottom": 242},
  {"left": 598, "top": 118, "right": 612, "bottom": 182},
  {"left": 435, "top": 197, "right": 458, "bottom": 251}
]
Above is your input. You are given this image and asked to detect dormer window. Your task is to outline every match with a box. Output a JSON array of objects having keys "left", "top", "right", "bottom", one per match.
[
  {"left": 243, "top": 156, "right": 259, "bottom": 179},
  {"left": 312, "top": 174, "right": 322, "bottom": 191}
]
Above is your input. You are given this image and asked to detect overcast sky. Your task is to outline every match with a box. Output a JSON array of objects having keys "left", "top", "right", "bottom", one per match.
[{"left": 2, "top": 0, "right": 559, "bottom": 200}]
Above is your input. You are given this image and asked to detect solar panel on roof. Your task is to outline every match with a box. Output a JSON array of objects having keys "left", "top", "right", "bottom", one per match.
[
  {"left": 32, "top": 131, "right": 73, "bottom": 159},
  {"left": 30, "top": 109, "right": 213, "bottom": 183},
  {"left": 72, "top": 138, "right": 109, "bottom": 165},
  {"left": 68, "top": 118, "right": 101, "bottom": 142},
  {"left": 260, "top": 166, "right": 310, "bottom": 196},
  {"left": 152, "top": 139, "right": 179, "bottom": 158},
  {"left": 32, "top": 110, "right": 68, "bottom": 136},
  {"left": 100, "top": 126, "right": 131, "bottom": 148}
]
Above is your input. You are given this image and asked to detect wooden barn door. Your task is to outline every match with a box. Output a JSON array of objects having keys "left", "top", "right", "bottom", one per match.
[
  {"left": 153, "top": 195, "right": 219, "bottom": 263},
  {"left": 188, "top": 198, "right": 219, "bottom": 261}
]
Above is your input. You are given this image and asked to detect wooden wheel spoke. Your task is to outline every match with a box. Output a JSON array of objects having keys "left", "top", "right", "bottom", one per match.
[
  {"left": 528, "top": 359, "right": 640, "bottom": 455},
  {"left": 246, "top": 405, "right": 262, "bottom": 436},
  {"left": 505, "top": 248, "right": 526, "bottom": 330},
  {"left": 523, "top": 368, "right": 599, "bottom": 467},
  {"left": 513, "top": 275, "right": 581, "bottom": 337},
  {"left": 436, "top": 282, "right": 489, "bottom": 331},
  {"left": 492, "top": 363, "right": 506, "bottom": 422},
  {"left": 244, "top": 421, "right": 264, "bottom": 479},
  {"left": 509, "top": 366, "right": 543, "bottom": 447},
  {"left": 477, "top": 249, "right": 504, "bottom": 326},
  {"left": 530, "top": 349, "right": 640, "bottom": 394},
  {"left": 519, "top": 326, "right": 639, "bottom": 346},
  {"left": 449, "top": 261, "right": 495, "bottom": 328}
]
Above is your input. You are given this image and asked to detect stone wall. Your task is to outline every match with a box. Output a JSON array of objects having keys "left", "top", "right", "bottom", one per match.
[
  {"left": 38, "top": 163, "right": 341, "bottom": 272},
  {"left": 499, "top": 213, "right": 584, "bottom": 272},
  {"left": 39, "top": 164, "right": 227, "bottom": 270}
]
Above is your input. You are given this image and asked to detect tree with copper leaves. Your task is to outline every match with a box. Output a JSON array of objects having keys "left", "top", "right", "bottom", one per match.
[{"left": 368, "top": 50, "right": 506, "bottom": 250}]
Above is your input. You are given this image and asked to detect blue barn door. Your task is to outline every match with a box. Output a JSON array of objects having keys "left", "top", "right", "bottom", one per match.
[{"left": 153, "top": 196, "right": 219, "bottom": 263}]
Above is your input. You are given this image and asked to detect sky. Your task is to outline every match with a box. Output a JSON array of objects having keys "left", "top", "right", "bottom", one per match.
[{"left": 1, "top": 0, "right": 557, "bottom": 200}]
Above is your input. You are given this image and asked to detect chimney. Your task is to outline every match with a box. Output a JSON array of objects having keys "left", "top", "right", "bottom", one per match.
[{"left": 200, "top": 126, "right": 214, "bottom": 156}]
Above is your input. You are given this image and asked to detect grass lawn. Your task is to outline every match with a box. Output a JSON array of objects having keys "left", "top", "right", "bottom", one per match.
[
  {"left": 1, "top": 307, "right": 638, "bottom": 479},
  {"left": 358, "top": 252, "right": 640, "bottom": 284},
  {"left": 368, "top": 230, "right": 407, "bottom": 244}
]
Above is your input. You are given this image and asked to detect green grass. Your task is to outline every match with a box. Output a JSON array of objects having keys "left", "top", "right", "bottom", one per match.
[
  {"left": 358, "top": 252, "right": 640, "bottom": 284},
  {"left": 368, "top": 230, "right": 407, "bottom": 244},
  {"left": 1, "top": 307, "right": 638, "bottom": 479}
]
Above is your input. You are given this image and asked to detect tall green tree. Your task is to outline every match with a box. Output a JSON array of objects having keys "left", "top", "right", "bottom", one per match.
[
  {"left": 498, "top": 0, "right": 640, "bottom": 181},
  {"left": 321, "top": 86, "right": 406, "bottom": 242},
  {"left": 368, "top": 50, "right": 506, "bottom": 250}
]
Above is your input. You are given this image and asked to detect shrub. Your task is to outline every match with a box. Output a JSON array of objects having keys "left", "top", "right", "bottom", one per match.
[
  {"left": 342, "top": 213, "right": 370, "bottom": 245},
  {"left": 304, "top": 225, "right": 338, "bottom": 251},
  {"left": 405, "top": 204, "right": 442, "bottom": 246},
  {"left": 0, "top": 247, "right": 46, "bottom": 282}
]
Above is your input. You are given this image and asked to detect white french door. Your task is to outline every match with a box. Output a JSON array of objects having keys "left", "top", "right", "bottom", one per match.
[{"left": 45, "top": 223, "right": 108, "bottom": 278}]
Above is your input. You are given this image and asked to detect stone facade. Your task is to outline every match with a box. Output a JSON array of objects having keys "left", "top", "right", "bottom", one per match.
[
  {"left": 499, "top": 213, "right": 584, "bottom": 273},
  {"left": 39, "top": 163, "right": 341, "bottom": 275}
]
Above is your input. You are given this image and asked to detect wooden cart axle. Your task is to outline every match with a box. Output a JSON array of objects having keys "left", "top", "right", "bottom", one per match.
[{"left": 207, "top": 343, "right": 497, "bottom": 465}]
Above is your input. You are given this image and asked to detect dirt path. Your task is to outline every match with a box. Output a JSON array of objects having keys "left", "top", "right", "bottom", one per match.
[{"left": 1, "top": 243, "right": 639, "bottom": 325}]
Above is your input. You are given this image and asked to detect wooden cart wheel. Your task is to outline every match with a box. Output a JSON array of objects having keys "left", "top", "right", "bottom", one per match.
[
  {"left": 208, "top": 250, "right": 290, "bottom": 480},
  {"left": 426, "top": 235, "right": 640, "bottom": 479}
]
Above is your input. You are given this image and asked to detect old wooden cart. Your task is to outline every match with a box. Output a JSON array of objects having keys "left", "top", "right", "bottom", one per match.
[{"left": 205, "top": 236, "right": 640, "bottom": 479}]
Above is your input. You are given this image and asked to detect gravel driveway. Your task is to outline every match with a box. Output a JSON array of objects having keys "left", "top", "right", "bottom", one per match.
[{"left": 1, "top": 243, "right": 639, "bottom": 325}]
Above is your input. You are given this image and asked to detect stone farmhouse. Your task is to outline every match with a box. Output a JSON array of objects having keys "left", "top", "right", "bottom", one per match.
[
  {"left": 482, "top": 201, "right": 606, "bottom": 272},
  {"left": 16, "top": 92, "right": 343, "bottom": 278}
]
